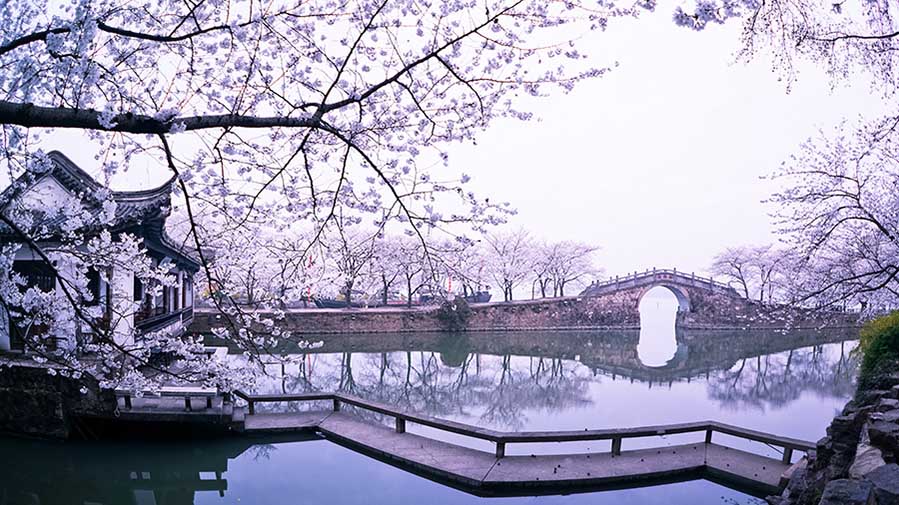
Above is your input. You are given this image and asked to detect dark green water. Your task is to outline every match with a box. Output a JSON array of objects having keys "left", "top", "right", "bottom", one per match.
[
  {"left": 0, "top": 325, "right": 858, "bottom": 505},
  {"left": 0, "top": 435, "right": 763, "bottom": 505}
]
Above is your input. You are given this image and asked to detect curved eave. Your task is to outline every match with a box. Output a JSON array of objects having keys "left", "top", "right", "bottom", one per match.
[{"left": 112, "top": 175, "right": 177, "bottom": 202}]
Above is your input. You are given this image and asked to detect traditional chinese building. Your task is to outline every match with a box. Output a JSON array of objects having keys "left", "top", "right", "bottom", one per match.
[{"left": 0, "top": 151, "right": 200, "bottom": 352}]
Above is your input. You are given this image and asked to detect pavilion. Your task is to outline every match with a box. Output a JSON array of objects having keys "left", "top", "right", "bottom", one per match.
[{"left": 0, "top": 151, "right": 200, "bottom": 352}]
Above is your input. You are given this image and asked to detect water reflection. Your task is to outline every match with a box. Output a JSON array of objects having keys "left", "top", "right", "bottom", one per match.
[
  {"left": 0, "top": 437, "right": 254, "bottom": 505},
  {"left": 0, "top": 435, "right": 767, "bottom": 505},
  {"left": 638, "top": 287, "right": 679, "bottom": 367},
  {"left": 225, "top": 327, "right": 859, "bottom": 444},
  {"left": 0, "top": 328, "right": 857, "bottom": 505}
]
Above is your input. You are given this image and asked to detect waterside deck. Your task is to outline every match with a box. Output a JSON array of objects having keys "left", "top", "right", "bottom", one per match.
[{"left": 109, "top": 389, "right": 813, "bottom": 497}]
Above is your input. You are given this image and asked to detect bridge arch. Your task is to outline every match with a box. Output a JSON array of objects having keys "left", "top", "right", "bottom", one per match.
[
  {"left": 637, "top": 283, "right": 691, "bottom": 313},
  {"left": 637, "top": 286, "right": 683, "bottom": 367}
]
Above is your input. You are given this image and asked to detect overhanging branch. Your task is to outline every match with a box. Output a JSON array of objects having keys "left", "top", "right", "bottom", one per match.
[{"left": 0, "top": 100, "right": 319, "bottom": 133}]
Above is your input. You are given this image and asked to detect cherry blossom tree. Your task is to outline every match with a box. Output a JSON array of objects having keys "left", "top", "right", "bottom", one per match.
[
  {"left": 369, "top": 236, "right": 404, "bottom": 306},
  {"left": 323, "top": 220, "right": 378, "bottom": 307},
  {"left": 544, "top": 240, "right": 600, "bottom": 296},
  {"left": 484, "top": 228, "right": 533, "bottom": 301},
  {"left": 391, "top": 237, "right": 432, "bottom": 307},
  {"left": 677, "top": 0, "right": 898, "bottom": 309},
  {"left": 710, "top": 244, "right": 792, "bottom": 303},
  {"left": 0, "top": 0, "right": 629, "bottom": 388},
  {"left": 769, "top": 119, "right": 899, "bottom": 310},
  {"left": 710, "top": 246, "right": 756, "bottom": 299},
  {"left": 675, "top": 0, "right": 897, "bottom": 90},
  {"left": 529, "top": 240, "right": 599, "bottom": 298}
]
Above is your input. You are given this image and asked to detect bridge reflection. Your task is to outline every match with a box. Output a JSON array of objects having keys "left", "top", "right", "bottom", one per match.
[
  {"left": 0, "top": 327, "right": 860, "bottom": 504},
  {"left": 216, "top": 326, "right": 860, "bottom": 430}
]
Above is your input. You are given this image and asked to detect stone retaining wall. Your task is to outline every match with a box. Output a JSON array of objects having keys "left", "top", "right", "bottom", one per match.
[
  {"left": 0, "top": 360, "right": 115, "bottom": 438},
  {"left": 189, "top": 296, "right": 858, "bottom": 335},
  {"left": 770, "top": 359, "right": 899, "bottom": 505}
]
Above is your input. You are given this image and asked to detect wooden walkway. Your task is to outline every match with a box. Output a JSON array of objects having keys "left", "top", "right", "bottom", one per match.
[{"left": 232, "top": 391, "right": 814, "bottom": 497}]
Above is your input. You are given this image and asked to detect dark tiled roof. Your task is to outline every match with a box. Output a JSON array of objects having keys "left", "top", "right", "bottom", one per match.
[{"left": 0, "top": 151, "right": 200, "bottom": 270}]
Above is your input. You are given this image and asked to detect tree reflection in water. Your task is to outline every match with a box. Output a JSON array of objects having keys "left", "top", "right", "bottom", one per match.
[
  {"left": 706, "top": 342, "right": 856, "bottom": 411},
  {"left": 240, "top": 329, "right": 858, "bottom": 431}
]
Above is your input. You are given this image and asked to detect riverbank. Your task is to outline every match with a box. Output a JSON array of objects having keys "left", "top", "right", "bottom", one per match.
[
  {"left": 769, "top": 356, "right": 899, "bottom": 504},
  {"left": 0, "top": 356, "right": 115, "bottom": 438},
  {"left": 1, "top": 326, "right": 858, "bottom": 441},
  {"left": 189, "top": 297, "right": 859, "bottom": 335},
  {"left": 0, "top": 326, "right": 865, "bottom": 503}
]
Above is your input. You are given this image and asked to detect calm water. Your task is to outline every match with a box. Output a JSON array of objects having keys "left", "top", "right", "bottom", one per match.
[{"left": 0, "top": 300, "right": 859, "bottom": 505}]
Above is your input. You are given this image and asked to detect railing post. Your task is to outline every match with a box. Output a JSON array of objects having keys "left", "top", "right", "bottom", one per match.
[
  {"left": 395, "top": 417, "right": 406, "bottom": 434},
  {"left": 782, "top": 448, "right": 793, "bottom": 464},
  {"left": 611, "top": 437, "right": 622, "bottom": 456},
  {"left": 248, "top": 400, "right": 255, "bottom": 416},
  {"left": 332, "top": 398, "right": 341, "bottom": 412},
  {"left": 495, "top": 441, "right": 506, "bottom": 458},
  {"left": 184, "top": 396, "right": 192, "bottom": 411},
  {"left": 705, "top": 429, "right": 713, "bottom": 444}
]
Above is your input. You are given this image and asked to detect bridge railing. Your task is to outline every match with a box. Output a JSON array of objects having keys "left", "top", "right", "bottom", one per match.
[
  {"left": 232, "top": 390, "right": 813, "bottom": 463},
  {"left": 585, "top": 268, "right": 737, "bottom": 294}
]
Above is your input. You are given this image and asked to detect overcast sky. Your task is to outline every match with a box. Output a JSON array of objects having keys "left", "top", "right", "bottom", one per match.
[
  {"left": 449, "top": 8, "right": 883, "bottom": 279},
  {"left": 40, "top": 6, "right": 883, "bottom": 281}
]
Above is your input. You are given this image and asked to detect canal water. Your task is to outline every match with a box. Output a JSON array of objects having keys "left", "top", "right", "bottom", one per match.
[{"left": 0, "top": 297, "right": 859, "bottom": 505}]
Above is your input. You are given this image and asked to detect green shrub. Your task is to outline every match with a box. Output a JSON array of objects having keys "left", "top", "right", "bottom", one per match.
[
  {"left": 857, "top": 310, "right": 899, "bottom": 390},
  {"left": 435, "top": 296, "right": 472, "bottom": 332}
]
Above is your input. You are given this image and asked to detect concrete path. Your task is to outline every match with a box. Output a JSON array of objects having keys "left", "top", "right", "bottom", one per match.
[{"left": 242, "top": 410, "right": 793, "bottom": 497}]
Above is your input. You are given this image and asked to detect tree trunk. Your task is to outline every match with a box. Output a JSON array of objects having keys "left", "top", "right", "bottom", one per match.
[
  {"left": 345, "top": 281, "right": 353, "bottom": 308},
  {"left": 406, "top": 276, "right": 414, "bottom": 308},
  {"left": 382, "top": 275, "right": 389, "bottom": 306}
]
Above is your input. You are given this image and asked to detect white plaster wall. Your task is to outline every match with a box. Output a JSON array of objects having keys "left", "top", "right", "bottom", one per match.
[
  {"left": 52, "top": 257, "right": 77, "bottom": 351},
  {"left": 186, "top": 276, "right": 194, "bottom": 307},
  {"left": 18, "top": 177, "right": 73, "bottom": 212},
  {"left": 110, "top": 267, "right": 136, "bottom": 347}
]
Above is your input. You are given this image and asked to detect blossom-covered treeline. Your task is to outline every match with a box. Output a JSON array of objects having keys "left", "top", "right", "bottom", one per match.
[{"left": 0, "top": 0, "right": 630, "bottom": 388}]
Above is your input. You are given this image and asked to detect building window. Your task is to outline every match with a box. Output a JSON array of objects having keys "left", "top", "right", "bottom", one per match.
[
  {"left": 12, "top": 261, "right": 55, "bottom": 292},
  {"left": 86, "top": 269, "right": 100, "bottom": 305},
  {"left": 9, "top": 261, "right": 55, "bottom": 350}
]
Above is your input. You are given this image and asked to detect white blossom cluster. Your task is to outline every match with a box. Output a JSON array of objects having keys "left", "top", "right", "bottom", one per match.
[
  {"left": 769, "top": 117, "right": 899, "bottom": 311},
  {"left": 0, "top": 0, "right": 637, "bottom": 390}
]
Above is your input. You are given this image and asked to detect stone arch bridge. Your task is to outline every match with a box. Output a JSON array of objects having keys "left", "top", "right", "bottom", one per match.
[
  {"left": 572, "top": 268, "right": 769, "bottom": 328},
  {"left": 582, "top": 268, "right": 739, "bottom": 314},
  {"left": 567, "top": 268, "right": 821, "bottom": 329}
]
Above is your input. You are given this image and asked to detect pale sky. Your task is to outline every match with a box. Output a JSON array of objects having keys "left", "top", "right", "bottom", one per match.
[
  {"left": 36, "top": 6, "right": 884, "bottom": 281},
  {"left": 450, "top": 8, "right": 884, "bottom": 278}
]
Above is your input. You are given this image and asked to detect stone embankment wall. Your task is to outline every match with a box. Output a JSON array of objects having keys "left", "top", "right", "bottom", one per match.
[
  {"left": 190, "top": 295, "right": 857, "bottom": 335},
  {"left": 770, "top": 359, "right": 899, "bottom": 505},
  {"left": 0, "top": 360, "right": 115, "bottom": 438}
]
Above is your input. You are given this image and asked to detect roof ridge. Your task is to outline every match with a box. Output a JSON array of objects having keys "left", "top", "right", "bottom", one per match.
[
  {"left": 45, "top": 150, "right": 105, "bottom": 195},
  {"left": 112, "top": 174, "right": 176, "bottom": 200}
]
